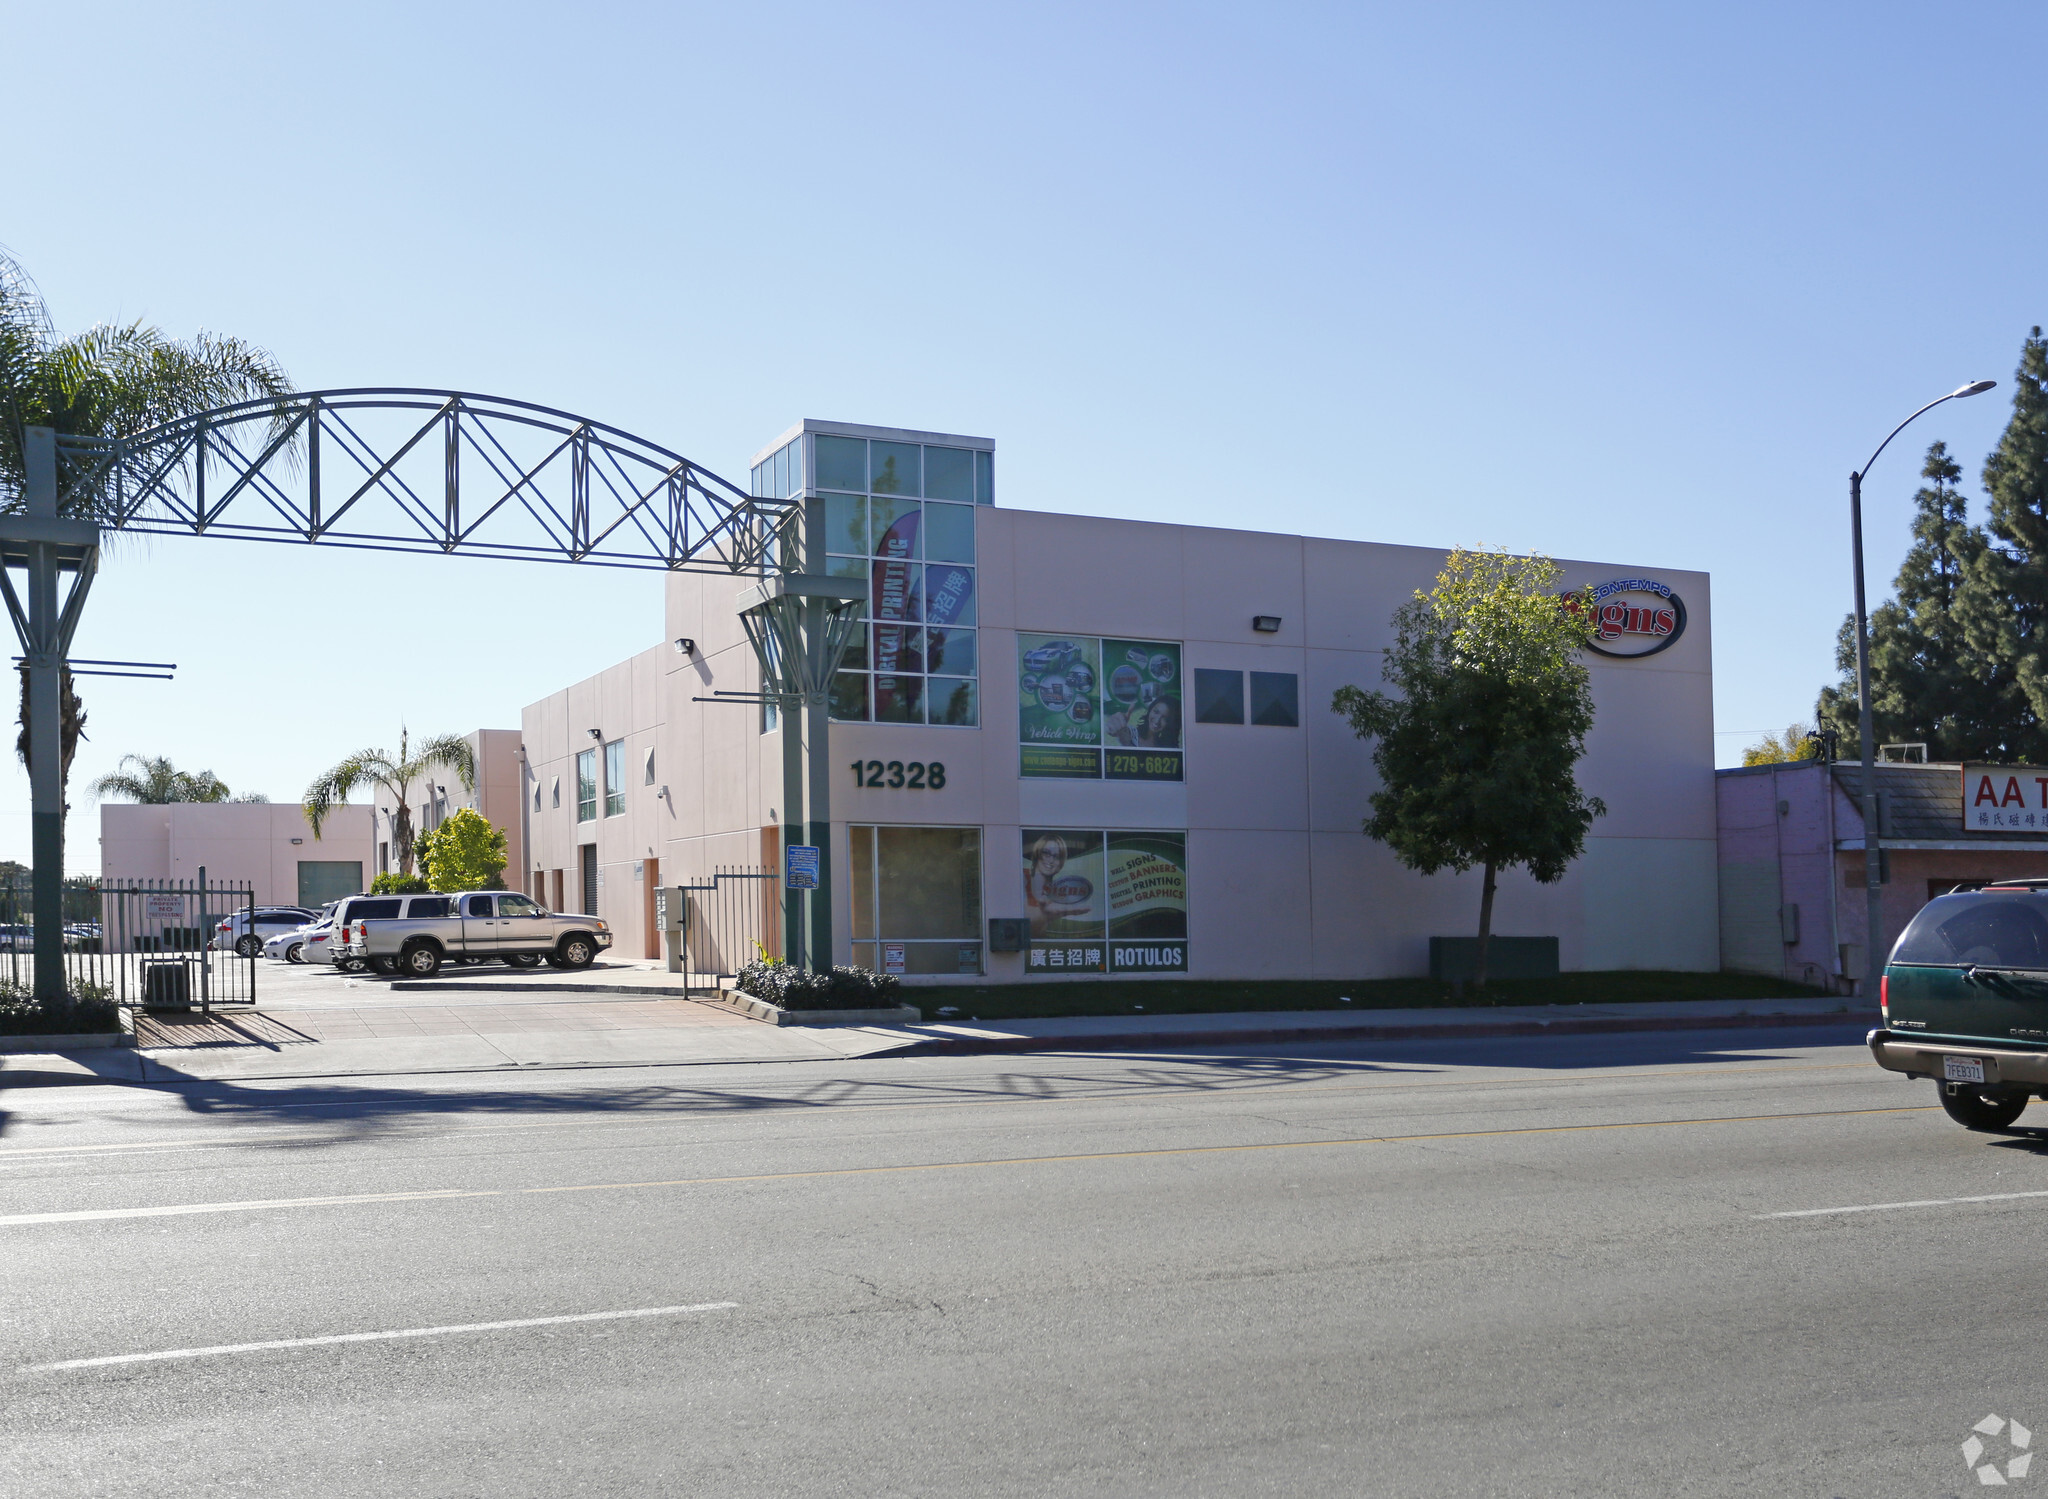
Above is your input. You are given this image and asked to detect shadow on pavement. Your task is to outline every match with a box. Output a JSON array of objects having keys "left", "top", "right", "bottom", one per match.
[{"left": 0, "top": 1020, "right": 1870, "bottom": 1147}]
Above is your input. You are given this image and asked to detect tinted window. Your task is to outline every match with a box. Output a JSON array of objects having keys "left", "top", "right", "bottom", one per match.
[
  {"left": 348, "top": 899, "right": 403, "bottom": 920},
  {"left": 464, "top": 895, "right": 495, "bottom": 917},
  {"left": 1250, "top": 671, "right": 1300, "bottom": 728},
  {"left": 406, "top": 897, "right": 451, "bottom": 918},
  {"left": 1194, "top": 669, "right": 1244, "bottom": 725},
  {"left": 1893, "top": 895, "right": 2048, "bottom": 969}
]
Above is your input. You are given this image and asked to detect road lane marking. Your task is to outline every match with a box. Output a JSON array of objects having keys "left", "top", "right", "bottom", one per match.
[
  {"left": 0, "top": 1061, "right": 1883, "bottom": 1162},
  {"left": 0, "top": 1103, "right": 1936, "bottom": 1227},
  {"left": 1761, "top": 1189, "right": 2048, "bottom": 1219},
  {"left": 0, "top": 1187, "right": 491, "bottom": 1226},
  {"left": 22, "top": 1302, "right": 739, "bottom": 1373}
]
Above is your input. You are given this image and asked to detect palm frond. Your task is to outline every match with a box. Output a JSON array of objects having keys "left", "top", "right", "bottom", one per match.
[
  {"left": 403, "top": 733, "right": 477, "bottom": 793},
  {"left": 302, "top": 750, "right": 396, "bottom": 838}
]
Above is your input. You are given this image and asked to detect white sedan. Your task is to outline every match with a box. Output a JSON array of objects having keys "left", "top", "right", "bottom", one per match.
[{"left": 263, "top": 922, "right": 327, "bottom": 965}]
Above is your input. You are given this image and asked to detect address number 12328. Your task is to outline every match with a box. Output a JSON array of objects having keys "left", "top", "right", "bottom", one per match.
[{"left": 851, "top": 760, "right": 947, "bottom": 789}]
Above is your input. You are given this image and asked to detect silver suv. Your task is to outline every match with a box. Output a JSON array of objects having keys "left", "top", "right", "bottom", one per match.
[{"left": 335, "top": 891, "right": 611, "bottom": 977}]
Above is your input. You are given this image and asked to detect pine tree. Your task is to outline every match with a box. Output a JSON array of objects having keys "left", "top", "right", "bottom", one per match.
[
  {"left": 1968, "top": 326, "right": 2048, "bottom": 752},
  {"left": 1817, "top": 441, "right": 2030, "bottom": 759}
]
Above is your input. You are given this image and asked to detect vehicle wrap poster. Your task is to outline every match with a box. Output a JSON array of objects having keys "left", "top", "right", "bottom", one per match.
[
  {"left": 1017, "top": 635, "right": 1182, "bottom": 781},
  {"left": 1023, "top": 828, "right": 1188, "bottom": 974}
]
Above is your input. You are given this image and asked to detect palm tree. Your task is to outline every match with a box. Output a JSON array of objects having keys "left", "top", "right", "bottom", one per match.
[
  {"left": 304, "top": 729, "right": 476, "bottom": 876},
  {"left": 88, "top": 754, "right": 236, "bottom": 804},
  {"left": 0, "top": 248, "right": 294, "bottom": 516},
  {"left": 0, "top": 247, "right": 291, "bottom": 805}
]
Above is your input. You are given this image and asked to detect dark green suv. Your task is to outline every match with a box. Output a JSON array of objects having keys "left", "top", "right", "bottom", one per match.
[{"left": 1871, "top": 882, "right": 2048, "bottom": 1130}]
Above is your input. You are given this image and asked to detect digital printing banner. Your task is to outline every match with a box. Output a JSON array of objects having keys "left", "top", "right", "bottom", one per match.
[
  {"left": 1018, "top": 635, "right": 1182, "bottom": 780},
  {"left": 1023, "top": 828, "right": 1188, "bottom": 974}
]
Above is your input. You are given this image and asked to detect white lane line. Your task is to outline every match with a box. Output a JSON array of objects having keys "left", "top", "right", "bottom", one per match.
[
  {"left": 23, "top": 1302, "right": 739, "bottom": 1373},
  {"left": 0, "top": 1187, "right": 494, "bottom": 1226},
  {"left": 1761, "top": 1189, "right": 2048, "bottom": 1219}
]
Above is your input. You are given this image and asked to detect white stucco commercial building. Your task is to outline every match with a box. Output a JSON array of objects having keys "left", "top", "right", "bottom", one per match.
[{"left": 513, "top": 419, "right": 1717, "bottom": 984}]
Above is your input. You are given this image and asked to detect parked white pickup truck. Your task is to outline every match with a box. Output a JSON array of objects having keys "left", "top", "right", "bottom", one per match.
[{"left": 334, "top": 891, "right": 611, "bottom": 977}]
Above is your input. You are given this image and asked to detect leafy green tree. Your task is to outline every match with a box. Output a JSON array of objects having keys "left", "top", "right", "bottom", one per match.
[
  {"left": 1817, "top": 441, "right": 2031, "bottom": 759},
  {"left": 303, "top": 729, "right": 476, "bottom": 875},
  {"left": 0, "top": 249, "right": 290, "bottom": 813},
  {"left": 1332, "top": 547, "right": 1606, "bottom": 987},
  {"left": 369, "top": 871, "right": 431, "bottom": 895},
  {"left": 416, "top": 809, "right": 508, "bottom": 893},
  {"left": 1742, "top": 724, "right": 1819, "bottom": 766},
  {"left": 88, "top": 753, "right": 235, "bottom": 804}
]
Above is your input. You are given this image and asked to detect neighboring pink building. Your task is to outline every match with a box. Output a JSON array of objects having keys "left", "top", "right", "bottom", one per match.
[
  {"left": 1717, "top": 760, "right": 2048, "bottom": 993},
  {"left": 99, "top": 802, "right": 375, "bottom": 908}
]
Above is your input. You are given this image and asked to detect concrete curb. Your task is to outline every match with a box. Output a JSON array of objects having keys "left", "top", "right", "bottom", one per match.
[
  {"left": 878, "top": 1007, "right": 1882, "bottom": 1057},
  {"left": 0, "top": 1030, "right": 133, "bottom": 1054},
  {"left": 387, "top": 980, "right": 705, "bottom": 998},
  {"left": 706, "top": 987, "right": 924, "bottom": 1027}
]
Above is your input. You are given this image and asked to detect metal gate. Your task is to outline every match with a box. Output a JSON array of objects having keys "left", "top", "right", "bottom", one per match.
[
  {"left": 14, "top": 876, "right": 261, "bottom": 1014},
  {"left": 679, "top": 865, "right": 780, "bottom": 993}
]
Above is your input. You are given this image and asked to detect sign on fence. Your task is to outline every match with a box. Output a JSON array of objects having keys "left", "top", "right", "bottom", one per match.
[{"left": 143, "top": 893, "right": 184, "bottom": 918}]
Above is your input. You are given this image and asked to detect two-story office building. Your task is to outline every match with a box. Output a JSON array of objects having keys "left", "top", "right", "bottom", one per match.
[{"left": 520, "top": 419, "right": 1718, "bottom": 983}]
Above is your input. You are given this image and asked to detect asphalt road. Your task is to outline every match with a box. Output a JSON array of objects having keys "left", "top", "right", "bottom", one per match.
[{"left": 1, "top": 1024, "right": 2037, "bottom": 1498}]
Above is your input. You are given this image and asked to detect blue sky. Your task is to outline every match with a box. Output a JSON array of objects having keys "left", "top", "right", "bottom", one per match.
[{"left": 4, "top": 1, "right": 2042, "bottom": 870}]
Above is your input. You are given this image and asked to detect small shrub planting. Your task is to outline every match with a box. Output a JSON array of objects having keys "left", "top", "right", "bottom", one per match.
[{"left": 735, "top": 958, "right": 902, "bottom": 1010}]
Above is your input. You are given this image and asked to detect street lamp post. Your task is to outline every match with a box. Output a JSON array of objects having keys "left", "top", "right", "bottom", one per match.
[{"left": 1848, "top": 379, "right": 1996, "bottom": 991}]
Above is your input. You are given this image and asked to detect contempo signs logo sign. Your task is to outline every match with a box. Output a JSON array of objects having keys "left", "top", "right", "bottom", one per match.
[{"left": 1579, "top": 578, "right": 1687, "bottom": 659}]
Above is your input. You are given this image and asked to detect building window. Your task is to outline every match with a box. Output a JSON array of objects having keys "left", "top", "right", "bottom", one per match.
[
  {"left": 550, "top": 776, "right": 561, "bottom": 810},
  {"left": 848, "top": 824, "right": 983, "bottom": 975},
  {"left": 532, "top": 782, "right": 542, "bottom": 813},
  {"left": 603, "top": 740, "right": 625, "bottom": 817},
  {"left": 1193, "top": 669, "right": 1245, "bottom": 725},
  {"left": 1023, "top": 829, "right": 1187, "bottom": 973},
  {"left": 643, "top": 746, "right": 656, "bottom": 786},
  {"left": 1249, "top": 671, "right": 1299, "bottom": 727},
  {"left": 748, "top": 435, "right": 807, "bottom": 500},
  {"left": 576, "top": 750, "right": 596, "bottom": 823},
  {"left": 816, "top": 434, "right": 986, "bottom": 726}
]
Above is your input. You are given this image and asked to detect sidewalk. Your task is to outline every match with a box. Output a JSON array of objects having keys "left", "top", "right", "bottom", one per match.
[{"left": 0, "top": 989, "right": 1876, "bottom": 1088}]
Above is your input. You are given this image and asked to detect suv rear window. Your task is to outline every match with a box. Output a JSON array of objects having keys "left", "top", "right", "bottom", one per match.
[
  {"left": 405, "top": 897, "right": 451, "bottom": 918},
  {"left": 1893, "top": 894, "right": 2048, "bottom": 970},
  {"left": 347, "top": 899, "right": 404, "bottom": 921}
]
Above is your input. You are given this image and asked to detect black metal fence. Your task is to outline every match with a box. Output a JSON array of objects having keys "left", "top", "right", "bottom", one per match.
[
  {"left": 0, "top": 875, "right": 258, "bottom": 1014},
  {"left": 679, "top": 865, "right": 780, "bottom": 993}
]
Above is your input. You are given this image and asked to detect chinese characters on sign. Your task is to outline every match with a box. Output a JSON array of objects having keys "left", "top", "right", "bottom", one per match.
[
  {"left": 1022, "top": 829, "right": 1188, "bottom": 972},
  {"left": 1017, "top": 635, "right": 1183, "bottom": 780},
  {"left": 1962, "top": 766, "right": 2048, "bottom": 831}
]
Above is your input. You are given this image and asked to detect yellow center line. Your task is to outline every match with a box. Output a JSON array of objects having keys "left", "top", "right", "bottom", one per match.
[{"left": 0, "top": 1102, "right": 1936, "bottom": 1226}]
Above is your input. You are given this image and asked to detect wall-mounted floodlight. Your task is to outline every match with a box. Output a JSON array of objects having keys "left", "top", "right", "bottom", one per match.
[
  {"left": 587, "top": 727, "right": 603, "bottom": 740},
  {"left": 674, "top": 638, "right": 696, "bottom": 655},
  {"left": 1252, "top": 615, "right": 1282, "bottom": 633}
]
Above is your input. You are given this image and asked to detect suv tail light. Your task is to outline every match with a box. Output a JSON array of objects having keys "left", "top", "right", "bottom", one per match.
[{"left": 1880, "top": 974, "right": 1889, "bottom": 1020}]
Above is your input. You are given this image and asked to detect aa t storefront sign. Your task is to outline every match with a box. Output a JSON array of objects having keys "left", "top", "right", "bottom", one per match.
[{"left": 1962, "top": 766, "right": 2048, "bottom": 832}]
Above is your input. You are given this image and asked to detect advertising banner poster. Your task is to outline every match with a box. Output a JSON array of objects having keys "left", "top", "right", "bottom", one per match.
[
  {"left": 1018, "top": 636, "right": 1103, "bottom": 778},
  {"left": 1023, "top": 828, "right": 1188, "bottom": 974},
  {"left": 1022, "top": 828, "right": 1106, "bottom": 972},
  {"left": 1106, "top": 831, "right": 1188, "bottom": 972},
  {"left": 1018, "top": 634, "right": 1182, "bottom": 781}
]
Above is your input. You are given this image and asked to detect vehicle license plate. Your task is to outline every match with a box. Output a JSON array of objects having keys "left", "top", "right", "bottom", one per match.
[{"left": 1944, "top": 1056, "right": 1988, "bottom": 1084}]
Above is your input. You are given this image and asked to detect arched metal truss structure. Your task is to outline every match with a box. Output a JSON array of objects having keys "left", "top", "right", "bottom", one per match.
[{"left": 48, "top": 388, "right": 795, "bottom": 573}]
